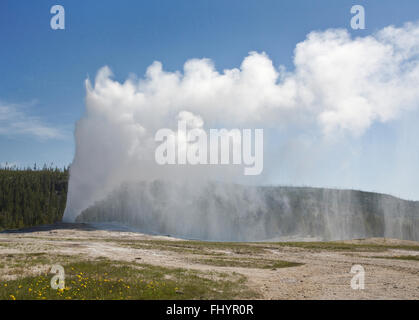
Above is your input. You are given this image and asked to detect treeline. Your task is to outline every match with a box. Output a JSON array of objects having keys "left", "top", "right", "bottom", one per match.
[{"left": 0, "top": 165, "right": 69, "bottom": 230}]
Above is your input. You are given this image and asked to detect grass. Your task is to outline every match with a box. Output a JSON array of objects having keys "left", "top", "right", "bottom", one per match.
[
  {"left": 371, "top": 255, "right": 419, "bottom": 261},
  {"left": 117, "top": 239, "right": 267, "bottom": 256},
  {"left": 2, "top": 234, "right": 418, "bottom": 300},
  {"left": 265, "top": 241, "right": 419, "bottom": 252},
  {"left": 0, "top": 252, "right": 77, "bottom": 269},
  {"left": 194, "top": 256, "right": 303, "bottom": 269},
  {"left": 116, "top": 238, "right": 419, "bottom": 254},
  {"left": 0, "top": 258, "right": 258, "bottom": 300}
]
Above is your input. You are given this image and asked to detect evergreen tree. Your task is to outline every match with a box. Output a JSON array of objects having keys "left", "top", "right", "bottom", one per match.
[{"left": 0, "top": 165, "right": 69, "bottom": 230}]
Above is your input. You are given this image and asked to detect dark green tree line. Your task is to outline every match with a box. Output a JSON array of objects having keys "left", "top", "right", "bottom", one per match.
[{"left": 0, "top": 165, "right": 69, "bottom": 230}]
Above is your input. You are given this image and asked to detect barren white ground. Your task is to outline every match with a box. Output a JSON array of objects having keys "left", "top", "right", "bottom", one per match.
[{"left": 0, "top": 224, "right": 418, "bottom": 299}]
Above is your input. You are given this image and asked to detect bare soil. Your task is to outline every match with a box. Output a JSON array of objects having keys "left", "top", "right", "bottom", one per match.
[{"left": 1, "top": 223, "right": 418, "bottom": 300}]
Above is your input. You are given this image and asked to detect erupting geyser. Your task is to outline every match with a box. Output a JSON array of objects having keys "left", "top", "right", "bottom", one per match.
[{"left": 64, "top": 22, "right": 419, "bottom": 241}]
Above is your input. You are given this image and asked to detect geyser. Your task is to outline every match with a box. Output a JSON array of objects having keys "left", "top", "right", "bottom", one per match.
[
  {"left": 64, "top": 22, "right": 419, "bottom": 241},
  {"left": 76, "top": 182, "right": 419, "bottom": 241}
]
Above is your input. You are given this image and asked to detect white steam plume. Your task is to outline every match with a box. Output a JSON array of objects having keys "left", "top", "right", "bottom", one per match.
[{"left": 64, "top": 22, "right": 419, "bottom": 232}]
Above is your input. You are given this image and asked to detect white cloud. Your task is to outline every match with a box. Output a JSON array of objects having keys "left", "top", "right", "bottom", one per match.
[
  {"left": 293, "top": 24, "right": 419, "bottom": 135},
  {"left": 79, "top": 22, "right": 419, "bottom": 137},
  {"left": 0, "top": 102, "right": 63, "bottom": 139}
]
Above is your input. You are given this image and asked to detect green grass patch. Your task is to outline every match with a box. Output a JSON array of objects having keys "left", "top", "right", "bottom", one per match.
[
  {"left": 194, "top": 256, "right": 303, "bottom": 269},
  {"left": 372, "top": 255, "right": 419, "bottom": 261},
  {"left": 1, "top": 252, "right": 50, "bottom": 269},
  {"left": 116, "top": 239, "right": 266, "bottom": 256},
  {"left": 266, "top": 241, "right": 419, "bottom": 252},
  {"left": 0, "top": 259, "right": 258, "bottom": 300},
  {"left": 0, "top": 252, "right": 77, "bottom": 269},
  {"left": 115, "top": 238, "right": 419, "bottom": 255}
]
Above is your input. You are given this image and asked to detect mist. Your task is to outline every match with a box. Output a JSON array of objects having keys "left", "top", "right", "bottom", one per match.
[{"left": 64, "top": 22, "right": 419, "bottom": 241}]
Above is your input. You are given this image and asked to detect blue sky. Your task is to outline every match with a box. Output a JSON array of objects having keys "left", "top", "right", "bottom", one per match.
[{"left": 1, "top": 0, "right": 419, "bottom": 198}]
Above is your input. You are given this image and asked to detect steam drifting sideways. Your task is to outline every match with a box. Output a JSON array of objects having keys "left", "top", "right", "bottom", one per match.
[{"left": 64, "top": 22, "right": 419, "bottom": 241}]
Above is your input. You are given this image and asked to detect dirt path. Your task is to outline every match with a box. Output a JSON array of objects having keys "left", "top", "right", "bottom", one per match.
[{"left": 1, "top": 223, "right": 418, "bottom": 299}]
